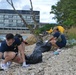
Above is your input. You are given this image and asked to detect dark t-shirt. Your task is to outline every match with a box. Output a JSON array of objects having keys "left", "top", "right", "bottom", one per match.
[
  {"left": 0, "top": 37, "right": 21, "bottom": 53},
  {"left": 53, "top": 32, "right": 60, "bottom": 38},
  {"left": 53, "top": 32, "right": 66, "bottom": 48}
]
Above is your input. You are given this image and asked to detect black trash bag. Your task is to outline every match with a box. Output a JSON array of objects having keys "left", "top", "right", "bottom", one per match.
[
  {"left": 25, "top": 50, "right": 42, "bottom": 64},
  {"left": 39, "top": 42, "right": 52, "bottom": 53},
  {"left": 35, "top": 41, "right": 51, "bottom": 53},
  {"left": 25, "top": 41, "right": 51, "bottom": 64}
]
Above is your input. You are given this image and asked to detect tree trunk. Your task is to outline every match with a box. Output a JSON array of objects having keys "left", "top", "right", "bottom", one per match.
[{"left": 6, "top": 0, "right": 43, "bottom": 41}]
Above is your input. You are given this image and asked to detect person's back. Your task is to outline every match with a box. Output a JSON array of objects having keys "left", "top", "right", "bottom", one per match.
[
  {"left": 60, "top": 34, "right": 66, "bottom": 44},
  {"left": 55, "top": 32, "right": 66, "bottom": 48}
]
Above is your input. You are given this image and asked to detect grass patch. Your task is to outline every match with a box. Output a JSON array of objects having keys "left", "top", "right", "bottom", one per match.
[
  {"left": 65, "top": 27, "right": 76, "bottom": 47},
  {"left": 66, "top": 27, "right": 76, "bottom": 40}
]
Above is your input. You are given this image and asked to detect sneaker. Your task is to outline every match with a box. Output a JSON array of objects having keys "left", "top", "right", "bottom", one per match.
[
  {"left": 7, "top": 61, "right": 12, "bottom": 67},
  {"left": 0, "top": 62, "right": 8, "bottom": 70},
  {"left": 22, "top": 64, "right": 30, "bottom": 68},
  {"left": 56, "top": 49, "right": 61, "bottom": 52}
]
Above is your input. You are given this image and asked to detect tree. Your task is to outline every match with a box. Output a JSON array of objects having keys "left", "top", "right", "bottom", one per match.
[
  {"left": 50, "top": 0, "right": 76, "bottom": 27},
  {"left": 6, "top": 0, "right": 42, "bottom": 41},
  {"left": 30, "top": 0, "right": 39, "bottom": 29}
]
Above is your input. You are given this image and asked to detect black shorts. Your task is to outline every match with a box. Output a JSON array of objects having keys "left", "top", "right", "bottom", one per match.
[{"left": 56, "top": 41, "right": 66, "bottom": 48}]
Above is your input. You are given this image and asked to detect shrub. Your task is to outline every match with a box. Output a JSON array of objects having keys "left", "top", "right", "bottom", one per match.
[{"left": 66, "top": 27, "right": 76, "bottom": 39}]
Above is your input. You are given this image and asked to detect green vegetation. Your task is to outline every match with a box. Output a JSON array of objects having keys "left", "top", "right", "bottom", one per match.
[
  {"left": 35, "top": 25, "right": 76, "bottom": 41},
  {"left": 50, "top": 0, "right": 76, "bottom": 27},
  {"left": 35, "top": 0, "right": 76, "bottom": 41},
  {"left": 66, "top": 27, "right": 76, "bottom": 40},
  {"left": 35, "top": 24, "right": 57, "bottom": 35},
  {"left": 49, "top": 0, "right": 76, "bottom": 40}
]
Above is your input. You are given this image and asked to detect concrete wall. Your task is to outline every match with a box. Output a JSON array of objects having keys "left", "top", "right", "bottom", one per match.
[{"left": 0, "top": 30, "right": 30, "bottom": 34}]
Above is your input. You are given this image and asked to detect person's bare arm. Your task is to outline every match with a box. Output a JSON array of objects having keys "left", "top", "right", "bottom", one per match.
[
  {"left": 48, "top": 35, "right": 56, "bottom": 41},
  {"left": 18, "top": 44, "right": 25, "bottom": 62},
  {"left": 18, "top": 44, "right": 29, "bottom": 67}
]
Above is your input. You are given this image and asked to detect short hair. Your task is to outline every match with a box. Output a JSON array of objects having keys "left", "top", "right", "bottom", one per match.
[
  {"left": 15, "top": 34, "right": 22, "bottom": 38},
  {"left": 56, "top": 28, "right": 59, "bottom": 31},
  {"left": 15, "top": 34, "right": 23, "bottom": 42},
  {"left": 6, "top": 33, "right": 14, "bottom": 40},
  {"left": 53, "top": 27, "right": 59, "bottom": 31}
]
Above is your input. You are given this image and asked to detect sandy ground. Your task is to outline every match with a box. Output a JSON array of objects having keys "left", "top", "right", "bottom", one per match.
[
  {"left": 0, "top": 34, "right": 76, "bottom": 75},
  {"left": 0, "top": 43, "right": 76, "bottom": 75}
]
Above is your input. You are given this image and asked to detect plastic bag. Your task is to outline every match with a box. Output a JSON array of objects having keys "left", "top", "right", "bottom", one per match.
[{"left": 25, "top": 41, "right": 51, "bottom": 64}]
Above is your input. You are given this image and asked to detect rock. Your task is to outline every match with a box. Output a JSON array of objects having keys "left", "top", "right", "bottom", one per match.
[{"left": 25, "top": 34, "right": 37, "bottom": 45}]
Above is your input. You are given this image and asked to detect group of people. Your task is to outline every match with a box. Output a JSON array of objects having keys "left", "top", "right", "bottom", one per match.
[{"left": 0, "top": 26, "right": 66, "bottom": 70}]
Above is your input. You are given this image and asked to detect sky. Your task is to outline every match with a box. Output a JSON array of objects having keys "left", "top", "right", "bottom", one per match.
[{"left": 0, "top": 0, "right": 59, "bottom": 23}]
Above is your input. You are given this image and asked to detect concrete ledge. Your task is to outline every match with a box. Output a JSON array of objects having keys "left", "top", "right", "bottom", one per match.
[{"left": 0, "top": 30, "right": 30, "bottom": 34}]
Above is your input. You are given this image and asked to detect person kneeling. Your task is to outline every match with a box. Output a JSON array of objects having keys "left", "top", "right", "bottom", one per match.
[
  {"left": 0, "top": 33, "right": 28, "bottom": 70},
  {"left": 48, "top": 27, "right": 66, "bottom": 51}
]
